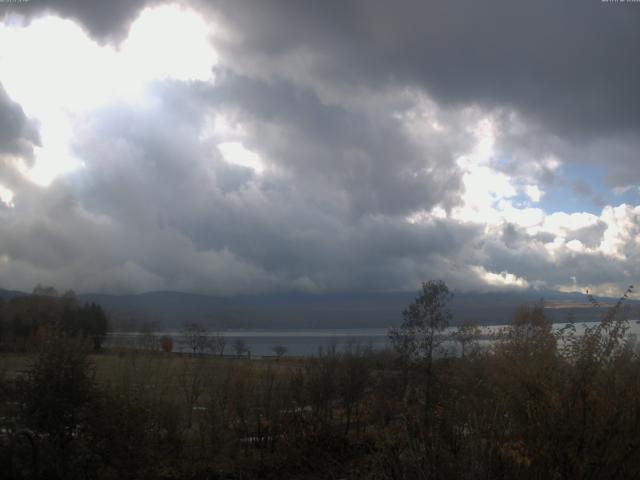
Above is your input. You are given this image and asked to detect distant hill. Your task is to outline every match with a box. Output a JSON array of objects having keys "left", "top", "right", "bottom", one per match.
[
  {"left": 78, "top": 289, "right": 640, "bottom": 330},
  {"left": 1, "top": 287, "right": 637, "bottom": 331},
  {"left": 0, "top": 288, "right": 27, "bottom": 301}
]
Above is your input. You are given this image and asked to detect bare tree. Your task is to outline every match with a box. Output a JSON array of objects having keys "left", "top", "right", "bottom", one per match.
[
  {"left": 389, "top": 280, "right": 452, "bottom": 408},
  {"left": 339, "top": 341, "right": 371, "bottom": 434},
  {"left": 138, "top": 321, "right": 160, "bottom": 352},
  {"left": 178, "top": 357, "right": 206, "bottom": 428},
  {"left": 272, "top": 345, "right": 287, "bottom": 359},
  {"left": 208, "top": 330, "right": 227, "bottom": 357},
  {"left": 305, "top": 343, "right": 339, "bottom": 427},
  {"left": 452, "top": 319, "right": 481, "bottom": 358},
  {"left": 183, "top": 322, "right": 208, "bottom": 355},
  {"left": 233, "top": 338, "right": 248, "bottom": 358}
]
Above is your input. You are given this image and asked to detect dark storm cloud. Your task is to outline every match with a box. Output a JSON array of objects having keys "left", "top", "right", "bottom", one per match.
[
  {"left": 208, "top": 0, "right": 640, "bottom": 138},
  {"left": 11, "top": 0, "right": 640, "bottom": 187},
  {"left": 16, "top": 0, "right": 639, "bottom": 137},
  {"left": 0, "top": 83, "right": 39, "bottom": 159},
  {"left": 2, "top": 0, "right": 162, "bottom": 42},
  {"left": 200, "top": 0, "right": 640, "bottom": 194},
  {"left": 203, "top": 70, "right": 466, "bottom": 218}
]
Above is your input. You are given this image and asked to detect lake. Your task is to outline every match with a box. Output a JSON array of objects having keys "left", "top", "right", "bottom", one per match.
[{"left": 108, "top": 320, "right": 640, "bottom": 357}]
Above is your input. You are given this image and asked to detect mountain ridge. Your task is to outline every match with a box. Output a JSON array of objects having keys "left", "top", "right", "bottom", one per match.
[{"left": 2, "top": 287, "right": 637, "bottom": 331}]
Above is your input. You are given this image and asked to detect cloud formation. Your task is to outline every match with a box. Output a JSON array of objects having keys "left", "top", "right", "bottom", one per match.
[
  {"left": 0, "top": 83, "right": 39, "bottom": 157},
  {"left": 3, "top": 0, "right": 156, "bottom": 42},
  {"left": 0, "top": 1, "right": 638, "bottom": 297}
]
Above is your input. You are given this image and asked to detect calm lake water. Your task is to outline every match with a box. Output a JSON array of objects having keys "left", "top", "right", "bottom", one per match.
[{"left": 108, "top": 320, "right": 640, "bottom": 357}]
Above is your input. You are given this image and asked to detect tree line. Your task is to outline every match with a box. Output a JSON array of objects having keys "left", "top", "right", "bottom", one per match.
[
  {"left": 0, "top": 281, "right": 638, "bottom": 479},
  {"left": 0, "top": 285, "right": 109, "bottom": 352}
]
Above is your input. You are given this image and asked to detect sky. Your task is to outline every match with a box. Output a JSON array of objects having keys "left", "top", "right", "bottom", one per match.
[{"left": 0, "top": 0, "right": 639, "bottom": 297}]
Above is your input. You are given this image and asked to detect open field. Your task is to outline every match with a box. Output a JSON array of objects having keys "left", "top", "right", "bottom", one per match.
[{"left": 1, "top": 350, "right": 304, "bottom": 388}]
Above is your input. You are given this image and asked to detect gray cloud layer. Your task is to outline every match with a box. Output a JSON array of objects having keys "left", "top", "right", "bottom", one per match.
[
  {"left": 0, "top": 83, "right": 39, "bottom": 158},
  {"left": 0, "top": 1, "right": 639, "bottom": 295},
  {"left": 209, "top": 1, "right": 640, "bottom": 133},
  {"left": 4, "top": 0, "right": 156, "bottom": 42},
  {"left": 10, "top": 1, "right": 640, "bottom": 134}
]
